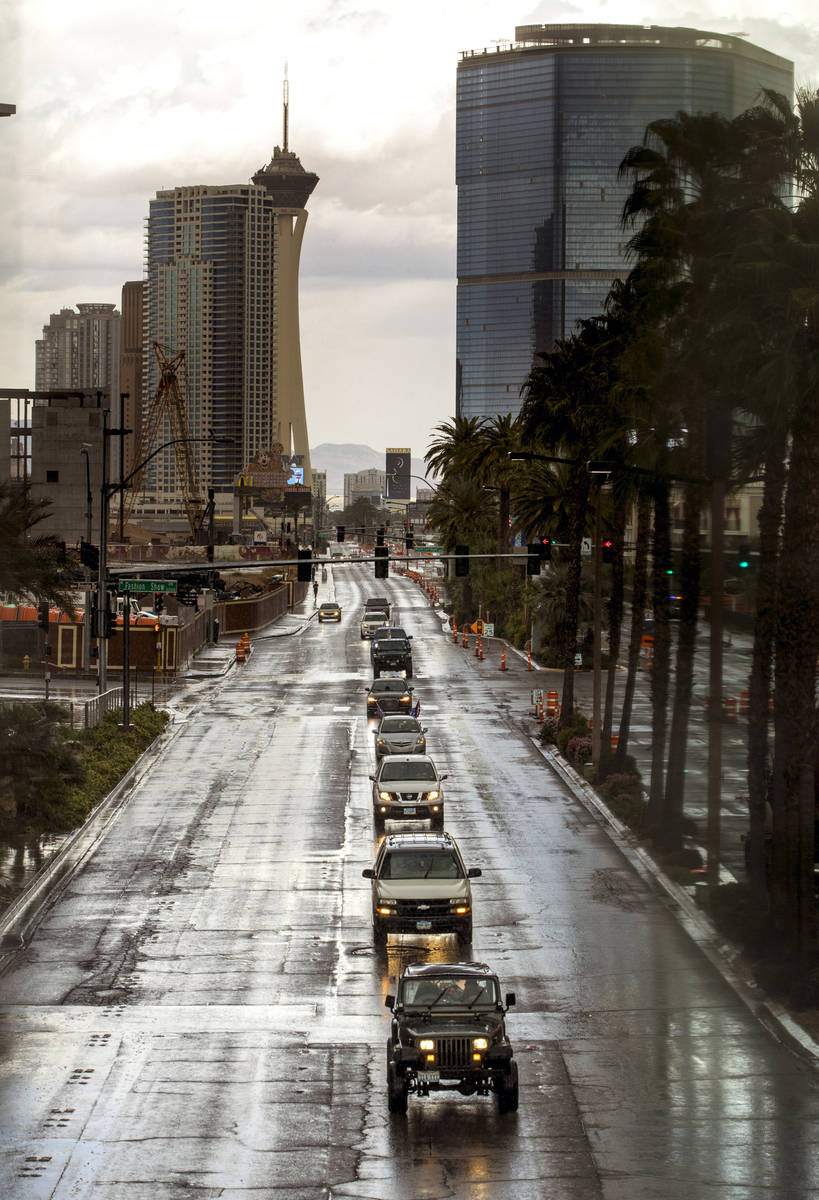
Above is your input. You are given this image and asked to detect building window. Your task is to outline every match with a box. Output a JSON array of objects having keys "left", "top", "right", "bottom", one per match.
[{"left": 46, "top": 469, "right": 59, "bottom": 483}]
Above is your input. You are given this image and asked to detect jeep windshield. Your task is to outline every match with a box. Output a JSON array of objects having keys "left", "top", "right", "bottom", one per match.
[
  {"left": 380, "top": 851, "right": 463, "bottom": 880},
  {"left": 400, "top": 976, "right": 499, "bottom": 1008},
  {"left": 380, "top": 762, "right": 436, "bottom": 782}
]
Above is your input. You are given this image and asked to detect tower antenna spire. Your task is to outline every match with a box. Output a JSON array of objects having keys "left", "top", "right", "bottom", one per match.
[{"left": 283, "top": 62, "right": 289, "bottom": 153}]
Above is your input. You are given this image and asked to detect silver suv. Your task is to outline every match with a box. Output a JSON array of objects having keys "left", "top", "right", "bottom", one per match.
[
  {"left": 369, "top": 754, "right": 446, "bottom": 830},
  {"left": 362, "top": 832, "right": 480, "bottom": 947},
  {"left": 375, "top": 715, "right": 427, "bottom": 759}
]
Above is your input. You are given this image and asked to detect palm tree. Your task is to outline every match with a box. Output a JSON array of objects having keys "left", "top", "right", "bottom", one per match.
[
  {"left": 473, "top": 414, "right": 524, "bottom": 571},
  {"left": 0, "top": 482, "right": 77, "bottom": 610},
  {"left": 425, "top": 415, "right": 485, "bottom": 481}
]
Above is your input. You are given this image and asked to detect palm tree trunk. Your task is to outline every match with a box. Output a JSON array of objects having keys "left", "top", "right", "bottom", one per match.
[
  {"left": 602, "top": 496, "right": 627, "bottom": 773},
  {"left": 770, "top": 381, "right": 819, "bottom": 968},
  {"left": 559, "top": 466, "right": 590, "bottom": 725},
  {"left": 616, "top": 494, "right": 651, "bottom": 767},
  {"left": 662, "top": 477, "right": 704, "bottom": 851},
  {"left": 746, "top": 436, "right": 786, "bottom": 909},
  {"left": 647, "top": 480, "right": 672, "bottom": 836}
]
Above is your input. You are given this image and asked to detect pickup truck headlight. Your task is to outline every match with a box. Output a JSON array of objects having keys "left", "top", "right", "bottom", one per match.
[
  {"left": 418, "top": 1039, "right": 435, "bottom": 1051},
  {"left": 378, "top": 790, "right": 393, "bottom": 802},
  {"left": 425, "top": 790, "right": 440, "bottom": 801}
]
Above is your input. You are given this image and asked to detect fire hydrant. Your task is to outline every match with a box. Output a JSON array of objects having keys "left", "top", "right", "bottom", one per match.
[{"left": 23, "top": 654, "right": 30, "bottom": 671}]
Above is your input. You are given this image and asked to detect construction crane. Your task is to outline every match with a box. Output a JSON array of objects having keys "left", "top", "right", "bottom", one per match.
[{"left": 115, "top": 342, "right": 205, "bottom": 539}]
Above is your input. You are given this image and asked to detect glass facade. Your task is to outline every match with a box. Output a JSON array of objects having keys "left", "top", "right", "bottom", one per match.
[{"left": 456, "top": 26, "right": 794, "bottom": 421}]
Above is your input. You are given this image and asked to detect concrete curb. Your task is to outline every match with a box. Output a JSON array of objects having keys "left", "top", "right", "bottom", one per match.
[
  {"left": 534, "top": 737, "right": 819, "bottom": 1066},
  {"left": 0, "top": 715, "right": 185, "bottom": 970}
]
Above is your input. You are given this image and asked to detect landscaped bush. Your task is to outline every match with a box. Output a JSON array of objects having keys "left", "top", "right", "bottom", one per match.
[
  {"left": 555, "top": 709, "right": 590, "bottom": 756},
  {"left": 707, "top": 881, "right": 771, "bottom": 960},
  {"left": 604, "top": 789, "right": 650, "bottom": 835},
  {"left": 1, "top": 702, "right": 169, "bottom": 836},
  {"left": 538, "top": 715, "right": 560, "bottom": 745},
  {"left": 599, "top": 772, "right": 643, "bottom": 803},
  {"left": 566, "top": 735, "right": 592, "bottom": 765}
]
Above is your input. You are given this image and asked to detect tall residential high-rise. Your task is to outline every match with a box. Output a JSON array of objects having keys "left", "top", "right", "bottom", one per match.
[
  {"left": 456, "top": 24, "right": 794, "bottom": 422},
  {"left": 119, "top": 281, "right": 144, "bottom": 481},
  {"left": 34, "top": 303, "right": 120, "bottom": 400},
  {"left": 142, "top": 113, "right": 318, "bottom": 509}
]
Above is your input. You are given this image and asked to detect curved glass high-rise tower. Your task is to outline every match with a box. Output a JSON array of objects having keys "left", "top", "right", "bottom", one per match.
[{"left": 456, "top": 24, "right": 793, "bottom": 421}]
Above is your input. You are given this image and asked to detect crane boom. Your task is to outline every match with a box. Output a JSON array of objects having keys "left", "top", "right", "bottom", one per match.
[{"left": 114, "top": 342, "right": 205, "bottom": 538}]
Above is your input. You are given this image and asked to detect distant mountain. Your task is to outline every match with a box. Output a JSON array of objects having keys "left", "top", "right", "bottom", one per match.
[{"left": 310, "top": 443, "right": 432, "bottom": 496}]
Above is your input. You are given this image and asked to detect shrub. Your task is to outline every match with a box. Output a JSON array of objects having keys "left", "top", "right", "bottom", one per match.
[
  {"left": 605, "top": 790, "right": 650, "bottom": 835},
  {"left": 599, "top": 772, "right": 643, "bottom": 803},
  {"left": 49, "top": 703, "right": 169, "bottom": 832},
  {"left": 707, "top": 882, "right": 770, "bottom": 958},
  {"left": 538, "top": 715, "right": 559, "bottom": 745},
  {"left": 566, "top": 735, "right": 592, "bottom": 765}
]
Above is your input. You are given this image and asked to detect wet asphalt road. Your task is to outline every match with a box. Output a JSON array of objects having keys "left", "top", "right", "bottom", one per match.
[{"left": 1, "top": 566, "right": 818, "bottom": 1199}]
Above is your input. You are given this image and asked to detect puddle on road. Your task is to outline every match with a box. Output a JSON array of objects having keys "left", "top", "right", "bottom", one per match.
[{"left": 0, "top": 832, "right": 68, "bottom": 909}]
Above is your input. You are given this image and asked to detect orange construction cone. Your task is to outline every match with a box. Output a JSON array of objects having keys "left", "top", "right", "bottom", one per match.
[
  {"left": 500, "top": 646, "right": 506, "bottom": 671},
  {"left": 462, "top": 628, "right": 468, "bottom": 648},
  {"left": 527, "top": 648, "right": 532, "bottom": 671},
  {"left": 453, "top": 622, "right": 458, "bottom": 644},
  {"left": 479, "top": 637, "right": 484, "bottom": 661}
]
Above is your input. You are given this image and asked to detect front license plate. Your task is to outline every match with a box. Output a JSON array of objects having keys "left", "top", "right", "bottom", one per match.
[
  {"left": 415, "top": 920, "right": 432, "bottom": 930},
  {"left": 417, "top": 1071, "right": 439, "bottom": 1083},
  {"left": 402, "top": 807, "right": 416, "bottom": 815}
]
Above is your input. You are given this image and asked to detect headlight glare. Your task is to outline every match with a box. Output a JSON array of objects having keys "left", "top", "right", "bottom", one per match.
[
  {"left": 419, "top": 1039, "right": 434, "bottom": 1051},
  {"left": 473, "top": 1037, "right": 488, "bottom": 1051},
  {"left": 426, "top": 790, "right": 440, "bottom": 801},
  {"left": 378, "top": 790, "right": 392, "bottom": 801}
]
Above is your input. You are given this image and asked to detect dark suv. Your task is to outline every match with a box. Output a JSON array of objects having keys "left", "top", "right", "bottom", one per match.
[
  {"left": 362, "top": 831, "right": 480, "bottom": 946},
  {"left": 371, "top": 633, "right": 413, "bottom": 678},
  {"left": 385, "top": 962, "right": 518, "bottom": 1115}
]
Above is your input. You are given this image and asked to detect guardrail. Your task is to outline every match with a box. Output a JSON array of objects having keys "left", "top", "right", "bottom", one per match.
[{"left": 73, "top": 682, "right": 139, "bottom": 730}]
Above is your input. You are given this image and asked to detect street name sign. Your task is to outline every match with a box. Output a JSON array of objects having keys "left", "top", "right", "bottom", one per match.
[{"left": 119, "top": 579, "right": 178, "bottom": 594}]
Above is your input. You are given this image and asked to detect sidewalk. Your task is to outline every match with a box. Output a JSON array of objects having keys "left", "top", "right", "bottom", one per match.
[{"left": 431, "top": 603, "right": 819, "bottom": 1065}]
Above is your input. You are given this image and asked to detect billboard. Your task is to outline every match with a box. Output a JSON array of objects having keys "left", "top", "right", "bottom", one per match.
[
  {"left": 286, "top": 464, "right": 304, "bottom": 486},
  {"left": 386, "top": 448, "right": 411, "bottom": 500}
]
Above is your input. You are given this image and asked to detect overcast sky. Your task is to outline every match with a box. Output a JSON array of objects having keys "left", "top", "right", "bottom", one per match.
[{"left": 2, "top": 1, "right": 818, "bottom": 463}]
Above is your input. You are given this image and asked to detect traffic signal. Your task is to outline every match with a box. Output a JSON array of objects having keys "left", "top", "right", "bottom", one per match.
[
  {"left": 406, "top": 528, "right": 414, "bottom": 549},
  {"left": 526, "top": 544, "right": 541, "bottom": 576},
  {"left": 455, "top": 545, "right": 469, "bottom": 577},
  {"left": 297, "top": 548, "right": 312, "bottom": 582},
  {"left": 376, "top": 527, "right": 385, "bottom": 546},
  {"left": 80, "top": 540, "right": 100, "bottom": 571},
  {"left": 601, "top": 539, "right": 614, "bottom": 564},
  {"left": 540, "top": 536, "right": 552, "bottom": 562},
  {"left": 737, "top": 545, "right": 751, "bottom": 569},
  {"left": 374, "top": 546, "right": 389, "bottom": 579},
  {"left": 337, "top": 525, "right": 345, "bottom": 542},
  {"left": 104, "top": 607, "right": 115, "bottom": 638},
  {"left": 37, "top": 600, "right": 50, "bottom": 630}
]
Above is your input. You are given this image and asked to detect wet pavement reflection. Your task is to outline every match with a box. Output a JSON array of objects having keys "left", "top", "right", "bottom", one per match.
[{"left": 1, "top": 566, "right": 818, "bottom": 1198}]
